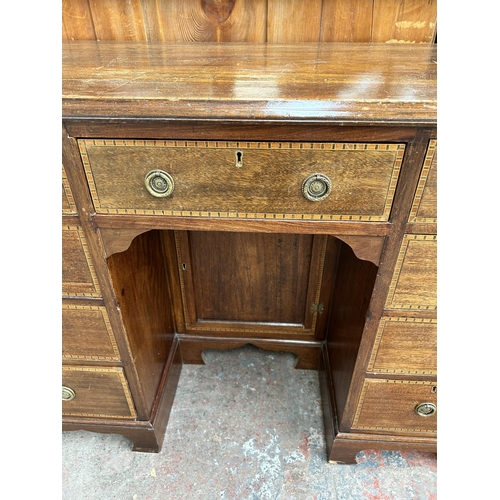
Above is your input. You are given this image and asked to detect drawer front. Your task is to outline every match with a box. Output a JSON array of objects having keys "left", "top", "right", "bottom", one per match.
[
  {"left": 367, "top": 317, "right": 437, "bottom": 375},
  {"left": 408, "top": 140, "right": 437, "bottom": 224},
  {"left": 62, "top": 366, "right": 136, "bottom": 419},
  {"left": 62, "top": 304, "right": 120, "bottom": 362},
  {"left": 62, "top": 165, "right": 77, "bottom": 215},
  {"left": 62, "top": 225, "right": 101, "bottom": 298},
  {"left": 385, "top": 234, "right": 436, "bottom": 310},
  {"left": 79, "top": 140, "right": 404, "bottom": 221},
  {"left": 352, "top": 379, "right": 437, "bottom": 434}
]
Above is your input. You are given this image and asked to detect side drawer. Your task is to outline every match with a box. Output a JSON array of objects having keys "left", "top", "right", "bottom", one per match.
[
  {"left": 62, "top": 304, "right": 120, "bottom": 362},
  {"left": 408, "top": 139, "right": 437, "bottom": 224},
  {"left": 79, "top": 140, "right": 404, "bottom": 221},
  {"left": 62, "top": 366, "right": 137, "bottom": 419},
  {"left": 352, "top": 379, "right": 437, "bottom": 434},
  {"left": 385, "top": 234, "right": 437, "bottom": 310},
  {"left": 367, "top": 317, "right": 437, "bottom": 375},
  {"left": 62, "top": 225, "right": 101, "bottom": 298}
]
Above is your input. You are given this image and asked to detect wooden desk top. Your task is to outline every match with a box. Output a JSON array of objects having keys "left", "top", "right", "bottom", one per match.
[{"left": 62, "top": 42, "right": 436, "bottom": 126}]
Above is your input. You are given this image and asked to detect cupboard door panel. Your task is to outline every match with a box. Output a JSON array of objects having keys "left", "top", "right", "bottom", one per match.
[{"left": 175, "top": 231, "right": 329, "bottom": 338}]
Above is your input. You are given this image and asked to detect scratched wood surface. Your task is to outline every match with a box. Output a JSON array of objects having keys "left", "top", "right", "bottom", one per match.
[
  {"left": 62, "top": 42, "right": 437, "bottom": 125},
  {"left": 62, "top": 0, "right": 437, "bottom": 43}
]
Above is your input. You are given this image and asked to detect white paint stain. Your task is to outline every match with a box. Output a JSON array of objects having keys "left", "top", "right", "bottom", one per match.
[
  {"left": 386, "top": 40, "right": 417, "bottom": 44},
  {"left": 283, "top": 450, "right": 306, "bottom": 463},
  {"left": 241, "top": 433, "right": 283, "bottom": 498},
  {"left": 307, "top": 427, "right": 325, "bottom": 449},
  {"left": 396, "top": 21, "right": 427, "bottom": 29}
]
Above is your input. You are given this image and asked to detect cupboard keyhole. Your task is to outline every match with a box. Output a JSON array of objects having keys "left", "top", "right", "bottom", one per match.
[{"left": 235, "top": 150, "right": 243, "bottom": 167}]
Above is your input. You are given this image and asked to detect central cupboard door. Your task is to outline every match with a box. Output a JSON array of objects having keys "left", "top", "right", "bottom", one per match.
[{"left": 173, "top": 231, "right": 331, "bottom": 339}]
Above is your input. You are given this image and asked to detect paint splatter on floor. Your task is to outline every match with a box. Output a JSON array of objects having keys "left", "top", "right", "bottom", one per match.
[{"left": 62, "top": 345, "right": 436, "bottom": 499}]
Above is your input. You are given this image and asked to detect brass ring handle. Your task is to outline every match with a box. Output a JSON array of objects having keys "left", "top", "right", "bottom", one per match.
[
  {"left": 302, "top": 173, "right": 332, "bottom": 201},
  {"left": 414, "top": 402, "right": 436, "bottom": 417},
  {"left": 145, "top": 170, "right": 175, "bottom": 198},
  {"left": 62, "top": 386, "right": 76, "bottom": 401}
]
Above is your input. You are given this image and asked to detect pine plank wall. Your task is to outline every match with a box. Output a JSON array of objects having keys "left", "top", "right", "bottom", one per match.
[{"left": 62, "top": 0, "right": 437, "bottom": 44}]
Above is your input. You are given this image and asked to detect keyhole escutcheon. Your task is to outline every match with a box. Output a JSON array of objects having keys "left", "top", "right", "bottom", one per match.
[{"left": 235, "top": 150, "right": 243, "bottom": 168}]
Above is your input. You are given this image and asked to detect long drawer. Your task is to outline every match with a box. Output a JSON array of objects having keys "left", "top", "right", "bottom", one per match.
[
  {"left": 62, "top": 366, "right": 136, "bottom": 419},
  {"left": 352, "top": 379, "right": 437, "bottom": 434},
  {"left": 78, "top": 140, "right": 404, "bottom": 221}
]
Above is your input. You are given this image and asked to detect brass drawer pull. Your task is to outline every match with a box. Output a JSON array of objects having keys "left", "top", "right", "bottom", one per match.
[
  {"left": 414, "top": 402, "right": 436, "bottom": 417},
  {"left": 302, "top": 173, "right": 332, "bottom": 201},
  {"left": 62, "top": 386, "right": 76, "bottom": 401},
  {"left": 145, "top": 170, "right": 175, "bottom": 198}
]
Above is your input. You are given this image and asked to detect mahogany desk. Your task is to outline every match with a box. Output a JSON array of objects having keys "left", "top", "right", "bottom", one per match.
[{"left": 62, "top": 42, "right": 437, "bottom": 463}]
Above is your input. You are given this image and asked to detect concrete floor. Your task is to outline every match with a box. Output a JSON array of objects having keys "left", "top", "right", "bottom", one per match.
[{"left": 62, "top": 345, "right": 437, "bottom": 499}]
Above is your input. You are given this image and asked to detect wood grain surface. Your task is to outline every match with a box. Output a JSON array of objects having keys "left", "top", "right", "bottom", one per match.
[
  {"left": 372, "top": 0, "right": 437, "bottom": 44},
  {"left": 385, "top": 234, "right": 437, "bottom": 310},
  {"left": 174, "top": 231, "right": 328, "bottom": 338},
  {"left": 352, "top": 378, "right": 437, "bottom": 434},
  {"left": 62, "top": 224, "right": 101, "bottom": 297},
  {"left": 367, "top": 317, "right": 437, "bottom": 375},
  {"left": 409, "top": 139, "right": 437, "bottom": 224},
  {"left": 62, "top": 304, "right": 121, "bottom": 361},
  {"left": 62, "top": 0, "right": 437, "bottom": 43},
  {"left": 62, "top": 42, "right": 437, "bottom": 125},
  {"left": 78, "top": 140, "right": 404, "bottom": 221},
  {"left": 62, "top": 366, "right": 137, "bottom": 419}
]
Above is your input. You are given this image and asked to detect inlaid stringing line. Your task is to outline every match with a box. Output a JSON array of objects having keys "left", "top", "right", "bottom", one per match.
[
  {"left": 62, "top": 165, "right": 77, "bottom": 214},
  {"left": 382, "top": 145, "right": 405, "bottom": 219},
  {"left": 408, "top": 139, "right": 437, "bottom": 223},
  {"left": 117, "top": 369, "right": 137, "bottom": 417},
  {"left": 78, "top": 141, "right": 102, "bottom": 212},
  {"left": 76, "top": 227, "right": 101, "bottom": 296},
  {"left": 92, "top": 210, "right": 391, "bottom": 221},
  {"left": 352, "top": 379, "right": 370, "bottom": 427},
  {"left": 367, "top": 317, "right": 389, "bottom": 372},
  {"left": 84, "top": 139, "right": 403, "bottom": 150}
]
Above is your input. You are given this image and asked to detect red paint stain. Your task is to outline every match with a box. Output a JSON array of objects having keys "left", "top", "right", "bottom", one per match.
[
  {"left": 299, "top": 432, "right": 309, "bottom": 459},
  {"left": 363, "top": 477, "right": 392, "bottom": 500}
]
